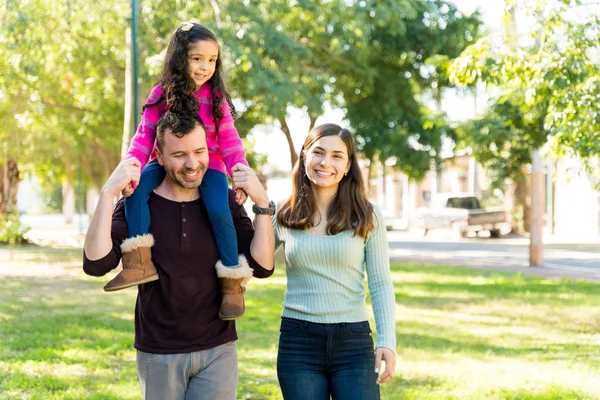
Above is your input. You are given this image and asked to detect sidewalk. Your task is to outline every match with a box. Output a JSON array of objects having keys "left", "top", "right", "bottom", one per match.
[
  {"left": 21, "top": 214, "right": 89, "bottom": 248},
  {"left": 16, "top": 214, "right": 600, "bottom": 282},
  {"left": 390, "top": 253, "right": 600, "bottom": 282}
]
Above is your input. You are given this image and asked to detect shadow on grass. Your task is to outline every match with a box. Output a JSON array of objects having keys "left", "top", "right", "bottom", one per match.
[
  {"left": 0, "top": 272, "right": 140, "bottom": 399},
  {"left": 394, "top": 263, "right": 600, "bottom": 306},
  {"left": 381, "top": 376, "right": 446, "bottom": 399},
  {"left": 490, "top": 385, "right": 594, "bottom": 400},
  {"left": 0, "top": 245, "right": 83, "bottom": 264}
]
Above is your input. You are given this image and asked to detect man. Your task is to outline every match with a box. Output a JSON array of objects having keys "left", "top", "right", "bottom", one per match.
[{"left": 83, "top": 111, "right": 275, "bottom": 400}]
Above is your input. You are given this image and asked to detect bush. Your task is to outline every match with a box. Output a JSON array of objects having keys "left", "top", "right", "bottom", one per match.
[{"left": 0, "top": 208, "right": 30, "bottom": 245}]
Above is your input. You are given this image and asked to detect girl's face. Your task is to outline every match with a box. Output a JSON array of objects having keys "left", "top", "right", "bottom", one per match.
[
  {"left": 187, "top": 40, "right": 219, "bottom": 91},
  {"left": 303, "top": 135, "right": 351, "bottom": 191}
]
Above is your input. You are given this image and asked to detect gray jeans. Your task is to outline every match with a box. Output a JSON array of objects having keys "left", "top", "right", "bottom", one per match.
[{"left": 136, "top": 341, "right": 238, "bottom": 400}]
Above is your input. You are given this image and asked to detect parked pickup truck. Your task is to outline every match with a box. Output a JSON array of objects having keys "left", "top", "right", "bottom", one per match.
[{"left": 415, "top": 195, "right": 507, "bottom": 238}]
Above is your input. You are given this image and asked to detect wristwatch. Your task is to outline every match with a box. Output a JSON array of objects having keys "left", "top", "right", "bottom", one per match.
[{"left": 252, "top": 201, "right": 276, "bottom": 215}]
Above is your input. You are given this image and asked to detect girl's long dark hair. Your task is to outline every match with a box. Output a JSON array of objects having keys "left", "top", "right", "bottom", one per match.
[
  {"left": 277, "top": 123, "right": 375, "bottom": 239},
  {"left": 145, "top": 22, "right": 236, "bottom": 127}
]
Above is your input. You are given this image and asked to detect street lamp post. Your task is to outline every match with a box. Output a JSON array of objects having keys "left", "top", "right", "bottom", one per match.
[{"left": 131, "top": 0, "right": 139, "bottom": 129}]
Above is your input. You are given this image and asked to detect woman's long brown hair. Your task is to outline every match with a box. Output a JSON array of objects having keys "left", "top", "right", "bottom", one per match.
[{"left": 277, "top": 123, "right": 375, "bottom": 239}]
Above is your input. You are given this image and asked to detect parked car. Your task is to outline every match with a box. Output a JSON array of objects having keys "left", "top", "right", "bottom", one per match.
[{"left": 415, "top": 195, "right": 507, "bottom": 238}]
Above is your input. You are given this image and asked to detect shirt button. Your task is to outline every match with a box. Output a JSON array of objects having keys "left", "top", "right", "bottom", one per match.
[
  {"left": 182, "top": 204, "right": 185, "bottom": 208},
  {"left": 183, "top": 233, "right": 187, "bottom": 238},
  {"left": 182, "top": 218, "right": 187, "bottom": 223}
]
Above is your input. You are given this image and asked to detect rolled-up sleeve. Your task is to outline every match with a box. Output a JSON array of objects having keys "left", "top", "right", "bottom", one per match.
[{"left": 82, "top": 199, "right": 128, "bottom": 277}]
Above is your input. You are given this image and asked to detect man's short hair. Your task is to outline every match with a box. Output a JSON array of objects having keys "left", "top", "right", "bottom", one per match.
[{"left": 156, "top": 111, "right": 206, "bottom": 150}]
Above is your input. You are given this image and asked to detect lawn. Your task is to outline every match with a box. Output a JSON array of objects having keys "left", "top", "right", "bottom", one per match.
[{"left": 1, "top": 246, "right": 600, "bottom": 399}]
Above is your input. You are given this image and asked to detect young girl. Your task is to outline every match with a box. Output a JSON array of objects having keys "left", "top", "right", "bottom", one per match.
[
  {"left": 273, "top": 124, "right": 396, "bottom": 399},
  {"left": 103, "top": 22, "right": 253, "bottom": 321}
]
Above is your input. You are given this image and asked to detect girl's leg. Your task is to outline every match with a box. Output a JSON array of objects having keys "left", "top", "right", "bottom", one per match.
[
  {"left": 199, "top": 169, "right": 238, "bottom": 267},
  {"left": 125, "top": 161, "right": 166, "bottom": 238},
  {"left": 104, "top": 161, "right": 164, "bottom": 292},
  {"left": 201, "top": 169, "right": 253, "bottom": 320}
]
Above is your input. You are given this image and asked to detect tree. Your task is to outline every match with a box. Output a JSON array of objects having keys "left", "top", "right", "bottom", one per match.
[
  {"left": 450, "top": 0, "right": 600, "bottom": 176},
  {"left": 0, "top": 0, "right": 128, "bottom": 200},
  {"left": 449, "top": 0, "right": 600, "bottom": 229},
  {"left": 1, "top": 0, "right": 483, "bottom": 217},
  {"left": 314, "top": 0, "right": 482, "bottom": 180}
]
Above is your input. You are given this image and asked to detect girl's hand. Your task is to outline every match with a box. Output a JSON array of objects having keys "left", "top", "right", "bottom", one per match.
[
  {"left": 122, "top": 182, "right": 135, "bottom": 197},
  {"left": 235, "top": 188, "right": 248, "bottom": 205},
  {"left": 375, "top": 347, "right": 396, "bottom": 384},
  {"left": 231, "top": 163, "right": 268, "bottom": 207}
]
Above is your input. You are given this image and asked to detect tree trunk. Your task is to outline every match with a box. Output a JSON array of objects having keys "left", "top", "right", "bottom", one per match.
[
  {"left": 0, "top": 159, "right": 21, "bottom": 214},
  {"left": 279, "top": 117, "right": 298, "bottom": 169},
  {"left": 514, "top": 174, "right": 530, "bottom": 233},
  {"left": 63, "top": 159, "right": 75, "bottom": 224},
  {"left": 504, "top": 178, "right": 516, "bottom": 232},
  {"left": 367, "top": 158, "right": 376, "bottom": 196},
  {"left": 81, "top": 154, "right": 103, "bottom": 193},
  {"left": 309, "top": 114, "right": 317, "bottom": 131}
]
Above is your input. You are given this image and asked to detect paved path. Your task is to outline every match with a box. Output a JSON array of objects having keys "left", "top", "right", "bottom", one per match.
[
  {"left": 388, "top": 230, "right": 600, "bottom": 281},
  {"left": 15, "top": 214, "right": 600, "bottom": 281}
]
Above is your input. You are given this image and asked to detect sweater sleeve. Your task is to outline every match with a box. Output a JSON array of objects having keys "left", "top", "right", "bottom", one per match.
[
  {"left": 365, "top": 204, "right": 397, "bottom": 354},
  {"left": 230, "top": 190, "right": 274, "bottom": 278},
  {"left": 126, "top": 85, "right": 164, "bottom": 172},
  {"left": 216, "top": 99, "right": 248, "bottom": 177},
  {"left": 272, "top": 203, "right": 284, "bottom": 252}
]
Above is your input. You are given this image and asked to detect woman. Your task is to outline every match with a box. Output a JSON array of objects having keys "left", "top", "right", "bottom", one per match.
[{"left": 274, "top": 123, "right": 396, "bottom": 399}]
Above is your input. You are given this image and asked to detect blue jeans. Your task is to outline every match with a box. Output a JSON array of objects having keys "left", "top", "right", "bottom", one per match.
[
  {"left": 124, "top": 161, "right": 239, "bottom": 267},
  {"left": 277, "top": 317, "right": 380, "bottom": 400}
]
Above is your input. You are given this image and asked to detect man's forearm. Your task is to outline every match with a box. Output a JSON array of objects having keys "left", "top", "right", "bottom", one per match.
[
  {"left": 250, "top": 214, "right": 275, "bottom": 271},
  {"left": 84, "top": 192, "right": 117, "bottom": 261}
]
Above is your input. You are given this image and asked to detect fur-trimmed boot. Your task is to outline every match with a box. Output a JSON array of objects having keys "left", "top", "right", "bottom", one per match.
[
  {"left": 103, "top": 234, "right": 159, "bottom": 292},
  {"left": 216, "top": 255, "right": 254, "bottom": 320}
]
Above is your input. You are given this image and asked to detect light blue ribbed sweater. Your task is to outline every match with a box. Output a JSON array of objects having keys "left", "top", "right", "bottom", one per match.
[{"left": 273, "top": 204, "right": 397, "bottom": 353}]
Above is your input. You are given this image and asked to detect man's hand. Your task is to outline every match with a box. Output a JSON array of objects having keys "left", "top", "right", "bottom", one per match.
[
  {"left": 231, "top": 163, "right": 268, "bottom": 207},
  {"left": 375, "top": 347, "right": 396, "bottom": 384},
  {"left": 102, "top": 158, "right": 142, "bottom": 199}
]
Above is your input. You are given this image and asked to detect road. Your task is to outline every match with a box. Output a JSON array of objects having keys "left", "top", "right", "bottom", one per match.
[
  {"left": 17, "top": 214, "right": 600, "bottom": 279},
  {"left": 387, "top": 230, "right": 600, "bottom": 276}
]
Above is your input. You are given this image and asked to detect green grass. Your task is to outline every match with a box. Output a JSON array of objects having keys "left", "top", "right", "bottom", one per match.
[{"left": 1, "top": 246, "right": 600, "bottom": 399}]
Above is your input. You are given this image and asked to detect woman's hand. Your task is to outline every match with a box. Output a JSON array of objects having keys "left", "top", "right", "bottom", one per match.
[{"left": 375, "top": 347, "right": 396, "bottom": 384}]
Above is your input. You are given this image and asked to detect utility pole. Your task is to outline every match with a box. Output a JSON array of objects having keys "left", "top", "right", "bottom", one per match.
[
  {"left": 121, "top": 0, "right": 139, "bottom": 159},
  {"left": 131, "top": 0, "right": 139, "bottom": 130},
  {"left": 121, "top": 27, "right": 132, "bottom": 160}
]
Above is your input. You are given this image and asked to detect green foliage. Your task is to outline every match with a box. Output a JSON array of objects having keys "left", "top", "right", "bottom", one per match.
[
  {"left": 0, "top": 208, "right": 30, "bottom": 245},
  {"left": 449, "top": 0, "right": 600, "bottom": 186},
  {"left": 1, "top": 0, "right": 483, "bottom": 191},
  {"left": 0, "top": 0, "right": 128, "bottom": 190}
]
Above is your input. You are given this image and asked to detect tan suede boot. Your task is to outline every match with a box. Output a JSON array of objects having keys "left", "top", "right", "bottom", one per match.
[
  {"left": 216, "top": 255, "right": 253, "bottom": 320},
  {"left": 103, "top": 234, "right": 159, "bottom": 292}
]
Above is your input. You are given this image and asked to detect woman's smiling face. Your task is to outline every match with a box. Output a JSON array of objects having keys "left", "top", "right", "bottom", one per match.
[{"left": 303, "top": 135, "right": 351, "bottom": 190}]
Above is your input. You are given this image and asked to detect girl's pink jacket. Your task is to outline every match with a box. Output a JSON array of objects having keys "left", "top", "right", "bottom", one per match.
[{"left": 126, "top": 82, "right": 248, "bottom": 177}]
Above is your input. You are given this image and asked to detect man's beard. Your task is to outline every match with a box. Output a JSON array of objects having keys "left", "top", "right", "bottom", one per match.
[{"left": 166, "top": 164, "right": 206, "bottom": 190}]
